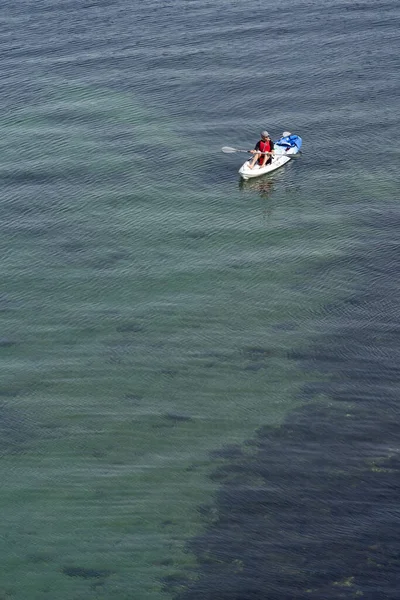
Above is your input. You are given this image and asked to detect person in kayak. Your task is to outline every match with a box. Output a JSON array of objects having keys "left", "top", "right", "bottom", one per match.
[{"left": 248, "top": 131, "right": 274, "bottom": 169}]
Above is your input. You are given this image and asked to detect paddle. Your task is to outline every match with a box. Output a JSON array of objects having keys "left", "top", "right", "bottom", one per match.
[
  {"left": 221, "top": 146, "right": 253, "bottom": 154},
  {"left": 221, "top": 146, "right": 302, "bottom": 157}
]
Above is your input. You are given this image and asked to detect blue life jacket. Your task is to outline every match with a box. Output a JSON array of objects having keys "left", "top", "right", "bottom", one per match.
[{"left": 277, "top": 135, "right": 297, "bottom": 148}]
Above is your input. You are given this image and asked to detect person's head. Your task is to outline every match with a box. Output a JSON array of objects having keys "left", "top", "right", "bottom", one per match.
[{"left": 261, "top": 130, "right": 270, "bottom": 140}]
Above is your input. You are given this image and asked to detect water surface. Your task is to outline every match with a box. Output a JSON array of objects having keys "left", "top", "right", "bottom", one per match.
[{"left": 0, "top": 0, "right": 399, "bottom": 598}]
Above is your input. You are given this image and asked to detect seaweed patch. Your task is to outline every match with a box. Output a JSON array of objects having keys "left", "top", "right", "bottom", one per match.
[
  {"left": 62, "top": 566, "right": 113, "bottom": 579},
  {"left": 164, "top": 229, "right": 400, "bottom": 600}
]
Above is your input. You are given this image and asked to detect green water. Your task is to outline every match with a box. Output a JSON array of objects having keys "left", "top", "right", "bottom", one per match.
[{"left": 0, "top": 79, "right": 372, "bottom": 599}]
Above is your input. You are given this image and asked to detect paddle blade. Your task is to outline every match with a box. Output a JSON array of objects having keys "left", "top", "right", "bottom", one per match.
[{"left": 221, "top": 146, "right": 239, "bottom": 153}]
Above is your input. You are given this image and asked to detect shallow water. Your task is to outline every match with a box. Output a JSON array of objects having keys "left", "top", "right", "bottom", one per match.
[{"left": 0, "top": 0, "right": 399, "bottom": 598}]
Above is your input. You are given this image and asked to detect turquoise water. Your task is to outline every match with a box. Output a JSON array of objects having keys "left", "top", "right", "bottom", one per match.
[{"left": 1, "top": 1, "right": 400, "bottom": 598}]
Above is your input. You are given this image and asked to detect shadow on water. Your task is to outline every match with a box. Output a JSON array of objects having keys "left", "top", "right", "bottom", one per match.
[{"left": 164, "top": 212, "right": 400, "bottom": 600}]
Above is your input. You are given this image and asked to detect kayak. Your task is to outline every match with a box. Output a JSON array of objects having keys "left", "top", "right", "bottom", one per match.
[{"left": 238, "top": 133, "right": 302, "bottom": 180}]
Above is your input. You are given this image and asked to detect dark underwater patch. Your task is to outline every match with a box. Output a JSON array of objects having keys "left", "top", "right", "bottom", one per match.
[
  {"left": 0, "top": 294, "right": 18, "bottom": 313},
  {"left": 88, "top": 250, "right": 128, "bottom": 270},
  {"left": 62, "top": 566, "right": 113, "bottom": 579},
  {"left": 164, "top": 413, "right": 192, "bottom": 423},
  {"left": 0, "top": 165, "right": 89, "bottom": 185},
  {"left": 151, "top": 413, "right": 193, "bottom": 429},
  {"left": 164, "top": 215, "right": 400, "bottom": 600},
  {"left": 0, "top": 338, "right": 17, "bottom": 347},
  {"left": 165, "top": 401, "right": 400, "bottom": 600},
  {"left": 116, "top": 321, "right": 145, "bottom": 333},
  {"left": 0, "top": 402, "right": 36, "bottom": 454},
  {"left": 124, "top": 393, "right": 143, "bottom": 404}
]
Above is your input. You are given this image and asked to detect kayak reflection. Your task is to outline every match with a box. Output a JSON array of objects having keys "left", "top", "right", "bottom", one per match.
[
  {"left": 238, "top": 174, "right": 283, "bottom": 225},
  {"left": 238, "top": 175, "right": 275, "bottom": 200}
]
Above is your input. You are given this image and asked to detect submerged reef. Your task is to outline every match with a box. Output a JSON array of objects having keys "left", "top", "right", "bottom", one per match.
[
  {"left": 165, "top": 400, "right": 400, "bottom": 600},
  {"left": 165, "top": 221, "right": 400, "bottom": 600}
]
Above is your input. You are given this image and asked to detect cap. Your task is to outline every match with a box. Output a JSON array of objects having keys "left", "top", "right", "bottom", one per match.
[
  {"left": 261, "top": 130, "right": 270, "bottom": 138},
  {"left": 282, "top": 131, "right": 291, "bottom": 137}
]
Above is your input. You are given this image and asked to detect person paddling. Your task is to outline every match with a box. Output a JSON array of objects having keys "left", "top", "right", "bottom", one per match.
[{"left": 248, "top": 131, "right": 274, "bottom": 170}]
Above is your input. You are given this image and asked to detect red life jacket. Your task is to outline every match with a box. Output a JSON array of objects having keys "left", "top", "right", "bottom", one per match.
[{"left": 258, "top": 139, "right": 272, "bottom": 164}]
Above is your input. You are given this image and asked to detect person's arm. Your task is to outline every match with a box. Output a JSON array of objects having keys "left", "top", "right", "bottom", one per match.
[{"left": 250, "top": 141, "right": 261, "bottom": 154}]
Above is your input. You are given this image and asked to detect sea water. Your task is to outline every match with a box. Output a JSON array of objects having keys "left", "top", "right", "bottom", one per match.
[{"left": 0, "top": 0, "right": 399, "bottom": 598}]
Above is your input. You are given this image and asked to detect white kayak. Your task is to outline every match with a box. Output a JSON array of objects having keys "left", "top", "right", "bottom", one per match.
[{"left": 238, "top": 133, "right": 302, "bottom": 180}]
